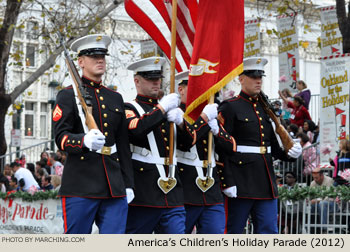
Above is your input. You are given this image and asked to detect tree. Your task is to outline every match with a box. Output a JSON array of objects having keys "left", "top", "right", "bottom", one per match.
[
  {"left": 336, "top": 0, "right": 350, "bottom": 52},
  {"left": 0, "top": 0, "right": 124, "bottom": 156}
]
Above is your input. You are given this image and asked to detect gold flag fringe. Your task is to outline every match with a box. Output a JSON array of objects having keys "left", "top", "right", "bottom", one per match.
[{"left": 184, "top": 63, "right": 243, "bottom": 124}]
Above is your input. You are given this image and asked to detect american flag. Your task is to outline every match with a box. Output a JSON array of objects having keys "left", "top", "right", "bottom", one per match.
[{"left": 125, "top": 0, "right": 199, "bottom": 72}]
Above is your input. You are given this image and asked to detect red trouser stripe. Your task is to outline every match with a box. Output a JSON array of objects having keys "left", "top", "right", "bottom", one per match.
[{"left": 62, "top": 197, "right": 68, "bottom": 233}]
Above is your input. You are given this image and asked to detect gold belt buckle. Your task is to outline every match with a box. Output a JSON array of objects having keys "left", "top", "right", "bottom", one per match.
[
  {"left": 260, "top": 146, "right": 266, "bottom": 154},
  {"left": 164, "top": 157, "right": 170, "bottom": 166},
  {"left": 101, "top": 146, "right": 111, "bottom": 155},
  {"left": 203, "top": 160, "right": 208, "bottom": 168}
]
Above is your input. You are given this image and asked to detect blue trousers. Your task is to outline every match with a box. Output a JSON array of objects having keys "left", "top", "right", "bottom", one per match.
[
  {"left": 126, "top": 206, "right": 186, "bottom": 234},
  {"left": 225, "top": 198, "right": 278, "bottom": 234},
  {"left": 61, "top": 197, "right": 128, "bottom": 234},
  {"left": 185, "top": 204, "right": 225, "bottom": 234}
]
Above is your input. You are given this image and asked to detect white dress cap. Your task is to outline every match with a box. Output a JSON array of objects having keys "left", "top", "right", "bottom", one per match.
[
  {"left": 127, "top": 56, "right": 166, "bottom": 73},
  {"left": 71, "top": 34, "right": 111, "bottom": 55},
  {"left": 243, "top": 57, "right": 268, "bottom": 71}
]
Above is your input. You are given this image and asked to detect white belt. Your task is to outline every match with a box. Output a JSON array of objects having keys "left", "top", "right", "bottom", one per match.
[
  {"left": 96, "top": 144, "right": 117, "bottom": 155},
  {"left": 176, "top": 149, "right": 215, "bottom": 168},
  {"left": 131, "top": 145, "right": 169, "bottom": 166},
  {"left": 236, "top": 145, "right": 271, "bottom": 154}
]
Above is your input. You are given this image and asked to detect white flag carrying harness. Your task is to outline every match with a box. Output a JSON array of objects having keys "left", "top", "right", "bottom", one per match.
[{"left": 129, "top": 101, "right": 177, "bottom": 183}]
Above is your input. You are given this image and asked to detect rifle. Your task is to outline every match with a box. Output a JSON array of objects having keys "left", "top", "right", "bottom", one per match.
[
  {"left": 59, "top": 37, "right": 98, "bottom": 131},
  {"left": 258, "top": 91, "right": 294, "bottom": 153}
]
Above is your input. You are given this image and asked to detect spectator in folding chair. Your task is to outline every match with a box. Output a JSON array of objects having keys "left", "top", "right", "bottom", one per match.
[
  {"left": 310, "top": 168, "right": 339, "bottom": 232},
  {"left": 280, "top": 171, "right": 303, "bottom": 234}
]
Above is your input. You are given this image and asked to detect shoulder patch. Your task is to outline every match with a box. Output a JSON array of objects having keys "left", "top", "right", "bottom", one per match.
[
  {"left": 53, "top": 104, "right": 63, "bottom": 122},
  {"left": 128, "top": 118, "right": 139, "bottom": 129},
  {"left": 125, "top": 109, "right": 136, "bottom": 119},
  {"left": 218, "top": 112, "right": 225, "bottom": 125}
]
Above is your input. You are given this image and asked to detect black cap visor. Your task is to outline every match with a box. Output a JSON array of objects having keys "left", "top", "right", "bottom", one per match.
[
  {"left": 178, "top": 80, "right": 188, "bottom": 86},
  {"left": 78, "top": 48, "right": 109, "bottom": 57},
  {"left": 137, "top": 70, "right": 163, "bottom": 80},
  {"left": 241, "top": 70, "right": 265, "bottom": 78}
]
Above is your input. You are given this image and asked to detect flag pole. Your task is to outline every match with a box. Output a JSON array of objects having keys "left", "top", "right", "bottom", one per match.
[
  {"left": 157, "top": 0, "right": 178, "bottom": 194},
  {"left": 206, "top": 95, "right": 214, "bottom": 168},
  {"left": 168, "top": 0, "right": 178, "bottom": 168}
]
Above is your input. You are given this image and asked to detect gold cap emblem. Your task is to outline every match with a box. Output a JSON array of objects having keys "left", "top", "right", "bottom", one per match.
[
  {"left": 96, "top": 36, "right": 102, "bottom": 41},
  {"left": 154, "top": 58, "right": 160, "bottom": 64},
  {"left": 256, "top": 58, "right": 262, "bottom": 64}
]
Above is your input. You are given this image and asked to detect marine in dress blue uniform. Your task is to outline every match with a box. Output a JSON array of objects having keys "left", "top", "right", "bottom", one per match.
[
  {"left": 215, "top": 57, "right": 302, "bottom": 234},
  {"left": 175, "top": 71, "right": 225, "bottom": 234},
  {"left": 124, "top": 57, "right": 195, "bottom": 234},
  {"left": 53, "top": 34, "right": 134, "bottom": 234}
]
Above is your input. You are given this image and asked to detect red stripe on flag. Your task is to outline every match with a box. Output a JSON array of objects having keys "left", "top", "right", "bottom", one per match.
[{"left": 125, "top": 0, "right": 198, "bottom": 72}]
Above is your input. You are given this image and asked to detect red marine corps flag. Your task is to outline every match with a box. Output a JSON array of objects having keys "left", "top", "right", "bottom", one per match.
[{"left": 185, "top": 0, "right": 244, "bottom": 122}]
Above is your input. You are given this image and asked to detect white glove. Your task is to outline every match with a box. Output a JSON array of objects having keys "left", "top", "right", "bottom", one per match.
[
  {"left": 202, "top": 103, "right": 218, "bottom": 121},
  {"left": 126, "top": 188, "right": 135, "bottom": 204},
  {"left": 167, "top": 108, "right": 184, "bottom": 125},
  {"left": 208, "top": 119, "right": 219, "bottom": 135},
  {"left": 288, "top": 139, "right": 302, "bottom": 158},
  {"left": 83, "top": 129, "right": 106, "bottom": 151},
  {"left": 158, "top": 93, "right": 180, "bottom": 112},
  {"left": 223, "top": 186, "right": 237, "bottom": 198}
]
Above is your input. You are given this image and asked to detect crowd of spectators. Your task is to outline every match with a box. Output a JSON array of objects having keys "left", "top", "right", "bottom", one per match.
[{"left": 0, "top": 149, "right": 65, "bottom": 193}]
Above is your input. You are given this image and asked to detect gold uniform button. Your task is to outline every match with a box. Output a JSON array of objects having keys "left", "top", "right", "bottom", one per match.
[
  {"left": 262, "top": 141, "right": 265, "bottom": 145},
  {"left": 239, "top": 161, "right": 242, "bottom": 164},
  {"left": 261, "top": 125, "right": 264, "bottom": 129},
  {"left": 166, "top": 146, "right": 170, "bottom": 150},
  {"left": 72, "top": 140, "right": 75, "bottom": 144},
  {"left": 149, "top": 99, "right": 153, "bottom": 103},
  {"left": 103, "top": 114, "right": 107, "bottom": 118},
  {"left": 254, "top": 104, "right": 257, "bottom": 107},
  {"left": 162, "top": 129, "right": 166, "bottom": 133},
  {"left": 80, "top": 156, "right": 84, "bottom": 160},
  {"left": 257, "top": 111, "right": 260, "bottom": 114},
  {"left": 100, "top": 96, "right": 104, "bottom": 101},
  {"left": 200, "top": 120, "right": 204, "bottom": 124},
  {"left": 104, "top": 123, "right": 108, "bottom": 127},
  {"left": 262, "top": 133, "right": 265, "bottom": 137},
  {"left": 101, "top": 104, "right": 106, "bottom": 109},
  {"left": 249, "top": 97, "right": 252, "bottom": 101},
  {"left": 115, "top": 108, "right": 119, "bottom": 112},
  {"left": 78, "top": 141, "right": 81, "bottom": 144},
  {"left": 164, "top": 137, "right": 168, "bottom": 141},
  {"left": 67, "top": 140, "right": 70, "bottom": 143},
  {"left": 104, "top": 132, "right": 108, "bottom": 136},
  {"left": 204, "top": 148, "right": 208, "bottom": 152},
  {"left": 259, "top": 117, "right": 262, "bottom": 121},
  {"left": 90, "top": 82, "right": 94, "bottom": 86},
  {"left": 203, "top": 140, "right": 207, "bottom": 144},
  {"left": 245, "top": 118, "right": 248, "bottom": 121},
  {"left": 223, "top": 184, "right": 226, "bottom": 187},
  {"left": 116, "top": 158, "right": 119, "bottom": 162},
  {"left": 194, "top": 124, "right": 198, "bottom": 128},
  {"left": 96, "top": 89, "right": 100, "bottom": 93},
  {"left": 221, "top": 177, "right": 224, "bottom": 180},
  {"left": 140, "top": 168, "right": 144, "bottom": 171},
  {"left": 220, "top": 132, "right": 223, "bottom": 135},
  {"left": 180, "top": 168, "right": 184, "bottom": 171}
]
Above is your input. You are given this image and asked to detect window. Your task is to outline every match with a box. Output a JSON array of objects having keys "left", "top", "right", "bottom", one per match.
[
  {"left": 40, "top": 103, "right": 48, "bottom": 138},
  {"left": 12, "top": 43, "right": 23, "bottom": 67},
  {"left": 26, "top": 21, "right": 39, "bottom": 40},
  {"left": 26, "top": 45, "right": 36, "bottom": 67},
  {"left": 24, "top": 102, "right": 36, "bottom": 137}
]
